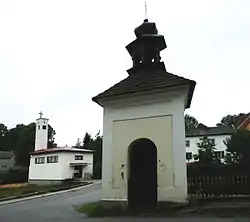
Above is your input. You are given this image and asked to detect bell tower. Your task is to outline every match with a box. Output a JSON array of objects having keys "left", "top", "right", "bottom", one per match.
[
  {"left": 35, "top": 112, "right": 49, "bottom": 150},
  {"left": 126, "top": 19, "right": 167, "bottom": 75}
]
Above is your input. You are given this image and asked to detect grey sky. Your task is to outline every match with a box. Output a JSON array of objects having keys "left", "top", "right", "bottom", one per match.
[{"left": 0, "top": 0, "right": 249, "bottom": 146}]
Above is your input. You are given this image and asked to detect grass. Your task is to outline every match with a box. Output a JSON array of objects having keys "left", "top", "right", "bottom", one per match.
[
  {"left": 0, "top": 181, "right": 90, "bottom": 200},
  {"left": 75, "top": 201, "right": 189, "bottom": 217},
  {"left": 75, "top": 200, "right": 250, "bottom": 218}
]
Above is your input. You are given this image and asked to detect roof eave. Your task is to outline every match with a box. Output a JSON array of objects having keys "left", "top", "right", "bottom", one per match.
[
  {"left": 93, "top": 81, "right": 196, "bottom": 108},
  {"left": 185, "top": 80, "right": 196, "bottom": 109}
]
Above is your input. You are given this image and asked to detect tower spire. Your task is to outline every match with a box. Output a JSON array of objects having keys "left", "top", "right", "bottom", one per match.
[{"left": 144, "top": 0, "right": 148, "bottom": 21}]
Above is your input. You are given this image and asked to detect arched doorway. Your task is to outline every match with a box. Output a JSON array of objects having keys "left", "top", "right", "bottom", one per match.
[{"left": 127, "top": 138, "right": 157, "bottom": 209}]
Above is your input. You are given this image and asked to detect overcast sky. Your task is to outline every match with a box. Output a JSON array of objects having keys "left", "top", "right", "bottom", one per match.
[{"left": 0, "top": 0, "right": 249, "bottom": 146}]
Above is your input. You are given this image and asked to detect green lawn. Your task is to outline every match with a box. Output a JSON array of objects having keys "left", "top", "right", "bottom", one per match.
[{"left": 0, "top": 181, "right": 90, "bottom": 200}]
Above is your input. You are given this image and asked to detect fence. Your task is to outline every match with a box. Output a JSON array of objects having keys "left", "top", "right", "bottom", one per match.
[{"left": 187, "top": 165, "right": 250, "bottom": 198}]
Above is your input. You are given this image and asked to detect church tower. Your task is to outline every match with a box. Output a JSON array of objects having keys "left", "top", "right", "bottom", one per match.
[
  {"left": 35, "top": 112, "right": 49, "bottom": 150},
  {"left": 93, "top": 18, "right": 196, "bottom": 208}
]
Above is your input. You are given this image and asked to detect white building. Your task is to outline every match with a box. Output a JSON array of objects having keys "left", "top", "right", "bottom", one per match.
[
  {"left": 28, "top": 113, "right": 94, "bottom": 185},
  {"left": 185, "top": 125, "right": 234, "bottom": 163},
  {"left": 92, "top": 19, "right": 196, "bottom": 207}
]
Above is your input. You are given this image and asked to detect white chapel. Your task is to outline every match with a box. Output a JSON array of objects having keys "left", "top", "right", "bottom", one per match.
[
  {"left": 28, "top": 112, "right": 94, "bottom": 185},
  {"left": 92, "top": 19, "right": 196, "bottom": 208}
]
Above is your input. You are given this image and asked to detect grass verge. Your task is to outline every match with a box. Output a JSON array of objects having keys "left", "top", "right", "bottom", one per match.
[
  {"left": 75, "top": 201, "right": 189, "bottom": 217},
  {"left": 76, "top": 200, "right": 250, "bottom": 218},
  {"left": 0, "top": 181, "right": 91, "bottom": 200}
]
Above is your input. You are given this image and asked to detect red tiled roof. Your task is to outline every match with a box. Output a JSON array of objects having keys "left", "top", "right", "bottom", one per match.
[
  {"left": 30, "top": 147, "right": 94, "bottom": 155},
  {"left": 237, "top": 112, "right": 250, "bottom": 129}
]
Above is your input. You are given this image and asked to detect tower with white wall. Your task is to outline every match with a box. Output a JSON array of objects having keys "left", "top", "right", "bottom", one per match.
[{"left": 35, "top": 112, "right": 49, "bottom": 150}]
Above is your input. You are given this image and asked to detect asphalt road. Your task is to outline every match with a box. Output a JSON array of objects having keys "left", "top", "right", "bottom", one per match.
[
  {"left": 0, "top": 183, "right": 249, "bottom": 222},
  {"left": 0, "top": 182, "right": 101, "bottom": 222}
]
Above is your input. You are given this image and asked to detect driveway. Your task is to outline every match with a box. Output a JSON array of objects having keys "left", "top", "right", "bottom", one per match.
[{"left": 0, "top": 182, "right": 249, "bottom": 222}]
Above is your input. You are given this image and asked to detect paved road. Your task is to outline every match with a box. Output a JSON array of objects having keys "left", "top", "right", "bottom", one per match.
[
  {"left": 0, "top": 183, "right": 249, "bottom": 222},
  {"left": 0, "top": 182, "right": 101, "bottom": 222}
]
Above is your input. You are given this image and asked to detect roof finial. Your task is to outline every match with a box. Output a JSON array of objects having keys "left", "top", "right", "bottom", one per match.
[
  {"left": 144, "top": 0, "right": 148, "bottom": 21},
  {"left": 38, "top": 111, "right": 43, "bottom": 119}
]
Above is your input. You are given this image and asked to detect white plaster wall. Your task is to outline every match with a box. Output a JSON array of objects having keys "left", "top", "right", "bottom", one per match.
[
  {"left": 35, "top": 118, "right": 48, "bottom": 150},
  {"left": 102, "top": 89, "right": 187, "bottom": 203},
  {"left": 60, "top": 152, "right": 93, "bottom": 178},
  {"left": 29, "top": 152, "right": 93, "bottom": 180},
  {"left": 185, "top": 134, "right": 231, "bottom": 163}
]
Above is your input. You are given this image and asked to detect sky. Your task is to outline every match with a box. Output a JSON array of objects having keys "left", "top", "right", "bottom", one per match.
[{"left": 0, "top": 0, "right": 249, "bottom": 146}]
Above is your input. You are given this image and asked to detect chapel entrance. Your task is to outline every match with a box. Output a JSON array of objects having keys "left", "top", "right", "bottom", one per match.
[{"left": 128, "top": 138, "right": 157, "bottom": 209}]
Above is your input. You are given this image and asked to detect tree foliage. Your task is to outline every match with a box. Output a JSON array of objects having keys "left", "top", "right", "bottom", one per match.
[
  {"left": 82, "top": 132, "right": 93, "bottom": 150},
  {"left": 185, "top": 114, "right": 199, "bottom": 131},
  {"left": 193, "top": 136, "right": 221, "bottom": 165},
  {"left": 75, "top": 138, "right": 82, "bottom": 148},
  {"left": 217, "top": 113, "right": 246, "bottom": 128},
  {"left": 224, "top": 129, "right": 250, "bottom": 165}
]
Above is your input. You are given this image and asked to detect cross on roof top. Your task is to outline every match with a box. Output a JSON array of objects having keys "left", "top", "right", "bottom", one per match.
[
  {"left": 38, "top": 111, "right": 43, "bottom": 119},
  {"left": 144, "top": 0, "right": 148, "bottom": 20}
]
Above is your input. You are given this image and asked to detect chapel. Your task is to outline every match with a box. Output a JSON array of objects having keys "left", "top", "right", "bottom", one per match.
[{"left": 93, "top": 18, "right": 196, "bottom": 208}]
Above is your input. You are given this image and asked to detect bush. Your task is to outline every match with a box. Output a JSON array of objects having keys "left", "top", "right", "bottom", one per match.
[{"left": 1, "top": 168, "right": 28, "bottom": 185}]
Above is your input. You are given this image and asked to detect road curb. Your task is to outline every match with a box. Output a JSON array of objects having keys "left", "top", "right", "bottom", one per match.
[{"left": 0, "top": 181, "right": 101, "bottom": 206}]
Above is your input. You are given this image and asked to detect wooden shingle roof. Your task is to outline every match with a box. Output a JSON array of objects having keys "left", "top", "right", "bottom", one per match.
[{"left": 92, "top": 71, "right": 196, "bottom": 108}]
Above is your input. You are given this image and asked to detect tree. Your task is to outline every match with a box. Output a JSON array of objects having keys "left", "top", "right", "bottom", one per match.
[
  {"left": 92, "top": 131, "right": 103, "bottom": 179},
  {"left": 48, "top": 125, "right": 56, "bottom": 148},
  {"left": 217, "top": 113, "right": 246, "bottom": 128},
  {"left": 82, "top": 132, "right": 93, "bottom": 150},
  {"left": 193, "top": 136, "right": 221, "bottom": 165},
  {"left": 0, "top": 123, "right": 8, "bottom": 151},
  {"left": 75, "top": 138, "right": 82, "bottom": 148},
  {"left": 185, "top": 114, "right": 199, "bottom": 131},
  {"left": 224, "top": 129, "right": 250, "bottom": 166}
]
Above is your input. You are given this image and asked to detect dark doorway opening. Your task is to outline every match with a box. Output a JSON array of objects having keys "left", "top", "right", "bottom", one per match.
[
  {"left": 74, "top": 166, "right": 83, "bottom": 179},
  {"left": 128, "top": 138, "right": 157, "bottom": 209}
]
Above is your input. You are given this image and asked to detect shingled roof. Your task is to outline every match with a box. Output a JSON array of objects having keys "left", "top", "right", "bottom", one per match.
[
  {"left": 186, "top": 126, "right": 234, "bottom": 137},
  {"left": 92, "top": 70, "right": 196, "bottom": 108}
]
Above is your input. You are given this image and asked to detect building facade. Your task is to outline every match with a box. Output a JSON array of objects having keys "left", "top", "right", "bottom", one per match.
[
  {"left": 185, "top": 126, "right": 234, "bottom": 163},
  {"left": 28, "top": 113, "right": 94, "bottom": 185},
  {"left": 29, "top": 148, "right": 93, "bottom": 184}
]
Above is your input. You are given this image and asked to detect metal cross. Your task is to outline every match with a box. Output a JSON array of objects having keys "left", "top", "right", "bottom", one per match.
[
  {"left": 144, "top": 0, "right": 148, "bottom": 20},
  {"left": 38, "top": 111, "right": 43, "bottom": 118}
]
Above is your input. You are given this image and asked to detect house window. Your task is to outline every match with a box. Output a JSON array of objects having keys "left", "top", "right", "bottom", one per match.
[
  {"left": 35, "top": 157, "right": 45, "bottom": 164},
  {"left": 186, "top": 140, "right": 190, "bottom": 147},
  {"left": 215, "top": 151, "right": 224, "bottom": 159},
  {"left": 186, "top": 152, "right": 192, "bottom": 160},
  {"left": 1, "top": 164, "right": 7, "bottom": 169},
  {"left": 75, "top": 155, "right": 83, "bottom": 160},
  {"left": 47, "top": 155, "right": 58, "bottom": 163},
  {"left": 42, "top": 125, "right": 47, "bottom": 130},
  {"left": 38, "top": 125, "right": 40, "bottom": 130}
]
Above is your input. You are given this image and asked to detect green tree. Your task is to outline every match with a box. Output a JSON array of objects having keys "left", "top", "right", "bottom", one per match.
[
  {"left": 193, "top": 136, "right": 220, "bottom": 165},
  {"left": 14, "top": 123, "right": 36, "bottom": 167},
  {"left": 0, "top": 123, "right": 8, "bottom": 151},
  {"left": 82, "top": 132, "right": 93, "bottom": 150},
  {"left": 92, "top": 131, "right": 102, "bottom": 179},
  {"left": 216, "top": 113, "right": 246, "bottom": 128},
  {"left": 48, "top": 125, "right": 56, "bottom": 148},
  {"left": 185, "top": 114, "right": 199, "bottom": 131},
  {"left": 224, "top": 129, "right": 250, "bottom": 165},
  {"left": 75, "top": 138, "right": 82, "bottom": 148}
]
